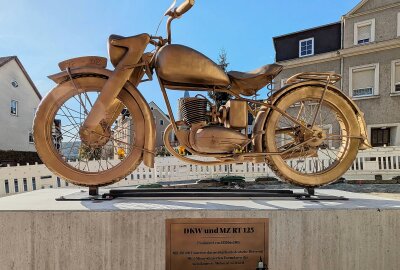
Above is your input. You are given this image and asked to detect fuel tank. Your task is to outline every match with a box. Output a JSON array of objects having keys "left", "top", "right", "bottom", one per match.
[{"left": 155, "top": 44, "right": 231, "bottom": 87}]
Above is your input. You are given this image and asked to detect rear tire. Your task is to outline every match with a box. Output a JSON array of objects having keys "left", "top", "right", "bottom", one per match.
[
  {"left": 265, "top": 86, "right": 360, "bottom": 187},
  {"left": 33, "top": 76, "right": 145, "bottom": 187}
]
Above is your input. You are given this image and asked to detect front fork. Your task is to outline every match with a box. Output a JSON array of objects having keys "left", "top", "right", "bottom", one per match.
[{"left": 81, "top": 58, "right": 136, "bottom": 133}]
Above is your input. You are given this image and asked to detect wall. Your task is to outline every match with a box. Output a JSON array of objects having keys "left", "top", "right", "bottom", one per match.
[
  {"left": 342, "top": 47, "right": 400, "bottom": 126},
  {"left": 356, "top": 0, "right": 400, "bottom": 16},
  {"left": 0, "top": 59, "right": 40, "bottom": 152},
  {"left": 0, "top": 209, "right": 399, "bottom": 270},
  {"left": 344, "top": 3, "right": 400, "bottom": 48},
  {"left": 149, "top": 102, "right": 172, "bottom": 147},
  {"left": 274, "top": 59, "right": 341, "bottom": 90}
]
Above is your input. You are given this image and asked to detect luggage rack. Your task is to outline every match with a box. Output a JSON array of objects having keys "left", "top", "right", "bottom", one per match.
[{"left": 56, "top": 186, "right": 348, "bottom": 201}]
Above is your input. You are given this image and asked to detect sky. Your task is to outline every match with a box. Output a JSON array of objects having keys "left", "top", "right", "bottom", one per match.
[{"left": 0, "top": 0, "right": 360, "bottom": 114}]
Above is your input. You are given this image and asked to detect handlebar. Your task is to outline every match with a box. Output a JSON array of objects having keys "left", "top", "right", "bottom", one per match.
[
  {"left": 163, "top": 0, "right": 195, "bottom": 44},
  {"left": 175, "top": 0, "right": 195, "bottom": 17}
]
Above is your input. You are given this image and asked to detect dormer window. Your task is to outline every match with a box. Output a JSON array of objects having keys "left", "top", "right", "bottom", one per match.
[
  {"left": 299, "top": 38, "right": 314, "bottom": 57},
  {"left": 354, "top": 19, "right": 375, "bottom": 45}
]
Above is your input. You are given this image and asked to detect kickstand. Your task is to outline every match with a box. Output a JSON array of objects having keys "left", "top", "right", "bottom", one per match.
[
  {"left": 89, "top": 186, "right": 99, "bottom": 196},
  {"left": 305, "top": 187, "right": 315, "bottom": 196}
]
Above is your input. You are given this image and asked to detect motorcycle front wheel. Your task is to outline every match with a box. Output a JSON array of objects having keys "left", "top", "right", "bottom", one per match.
[
  {"left": 33, "top": 76, "right": 145, "bottom": 187},
  {"left": 265, "top": 86, "right": 361, "bottom": 187}
]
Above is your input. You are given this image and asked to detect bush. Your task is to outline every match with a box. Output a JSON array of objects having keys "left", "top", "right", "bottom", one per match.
[
  {"left": 255, "top": 176, "right": 279, "bottom": 183},
  {"left": 219, "top": 176, "right": 245, "bottom": 185},
  {"left": 197, "top": 179, "right": 219, "bottom": 184},
  {"left": 137, "top": 183, "right": 163, "bottom": 189}
]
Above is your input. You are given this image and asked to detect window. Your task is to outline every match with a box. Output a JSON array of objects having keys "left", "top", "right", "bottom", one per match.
[
  {"left": 371, "top": 128, "right": 391, "bottom": 147},
  {"left": 14, "top": 179, "right": 19, "bottom": 193},
  {"left": 11, "top": 80, "right": 18, "bottom": 88},
  {"left": 354, "top": 19, "right": 375, "bottom": 45},
  {"left": 32, "top": 177, "right": 36, "bottom": 190},
  {"left": 398, "top": 12, "right": 400, "bottom": 37},
  {"left": 65, "top": 181, "right": 68, "bottom": 187},
  {"left": 391, "top": 60, "right": 400, "bottom": 93},
  {"left": 29, "top": 131, "right": 34, "bottom": 143},
  {"left": 23, "top": 178, "right": 27, "bottom": 192},
  {"left": 10, "top": 100, "right": 18, "bottom": 116},
  {"left": 349, "top": 64, "right": 379, "bottom": 98},
  {"left": 57, "top": 177, "right": 61, "bottom": 187},
  {"left": 160, "top": 119, "right": 164, "bottom": 126},
  {"left": 299, "top": 38, "right": 314, "bottom": 57},
  {"left": 4, "top": 180, "right": 9, "bottom": 194}
]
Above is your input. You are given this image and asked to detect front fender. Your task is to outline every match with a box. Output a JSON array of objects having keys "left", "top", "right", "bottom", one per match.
[
  {"left": 253, "top": 81, "right": 371, "bottom": 157},
  {"left": 48, "top": 67, "right": 156, "bottom": 168}
]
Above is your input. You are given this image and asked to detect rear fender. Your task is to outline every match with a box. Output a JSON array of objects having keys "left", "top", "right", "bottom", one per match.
[
  {"left": 48, "top": 67, "right": 156, "bottom": 168},
  {"left": 253, "top": 81, "right": 371, "bottom": 156}
]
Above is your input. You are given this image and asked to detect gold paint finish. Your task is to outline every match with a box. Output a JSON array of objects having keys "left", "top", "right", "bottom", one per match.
[
  {"left": 166, "top": 218, "right": 269, "bottom": 270},
  {"left": 58, "top": 56, "right": 107, "bottom": 71},
  {"left": 228, "top": 64, "right": 283, "bottom": 96},
  {"left": 34, "top": 0, "right": 369, "bottom": 187},
  {"left": 265, "top": 86, "right": 361, "bottom": 187},
  {"left": 156, "top": 45, "right": 230, "bottom": 86},
  {"left": 223, "top": 100, "right": 248, "bottom": 129},
  {"left": 189, "top": 126, "right": 248, "bottom": 154}
]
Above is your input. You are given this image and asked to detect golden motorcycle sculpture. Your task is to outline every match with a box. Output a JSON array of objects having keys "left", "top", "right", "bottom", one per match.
[{"left": 33, "top": 0, "right": 370, "bottom": 188}]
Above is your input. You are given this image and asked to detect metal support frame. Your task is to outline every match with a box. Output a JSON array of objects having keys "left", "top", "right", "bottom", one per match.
[{"left": 56, "top": 187, "right": 348, "bottom": 201}]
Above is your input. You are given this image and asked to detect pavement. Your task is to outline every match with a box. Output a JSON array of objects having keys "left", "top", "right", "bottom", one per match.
[{"left": 1, "top": 188, "right": 400, "bottom": 211}]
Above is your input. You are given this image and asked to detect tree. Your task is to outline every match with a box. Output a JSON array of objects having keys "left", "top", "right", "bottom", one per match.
[{"left": 208, "top": 49, "right": 232, "bottom": 108}]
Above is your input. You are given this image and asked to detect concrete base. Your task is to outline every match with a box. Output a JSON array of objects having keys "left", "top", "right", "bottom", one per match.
[{"left": 1, "top": 189, "right": 400, "bottom": 270}]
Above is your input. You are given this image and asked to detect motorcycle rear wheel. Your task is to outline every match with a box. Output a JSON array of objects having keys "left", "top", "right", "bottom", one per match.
[
  {"left": 265, "top": 86, "right": 360, "bottom": 187},
  {"left": 33, "top": 76, "right": 145, "bottom": 187}
]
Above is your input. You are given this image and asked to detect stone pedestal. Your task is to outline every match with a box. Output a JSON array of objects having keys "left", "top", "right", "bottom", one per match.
[{"left": 0, "top": 189, "right": 399, "bottom": 270}]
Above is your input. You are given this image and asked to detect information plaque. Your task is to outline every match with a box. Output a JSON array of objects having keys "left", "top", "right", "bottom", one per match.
[{"left": 166, "top": 218, "right": 269, "bottom": 270}]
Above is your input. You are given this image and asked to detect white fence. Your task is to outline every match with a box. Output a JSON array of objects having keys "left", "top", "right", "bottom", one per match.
[{"left": 1, "top": 147, "right": 400, "bottom": 196}]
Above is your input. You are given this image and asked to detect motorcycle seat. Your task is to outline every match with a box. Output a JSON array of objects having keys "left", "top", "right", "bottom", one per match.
[{"left": 228, "top": 64, "right": 283, "bottom": 96}]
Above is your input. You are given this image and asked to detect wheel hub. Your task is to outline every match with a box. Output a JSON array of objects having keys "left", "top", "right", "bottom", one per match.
[
  {"left": 304, "top": 126, "right": 327, "bottom": 147},
  {"left": 79, "top": 124, "right": 111, "bottom": 148}
]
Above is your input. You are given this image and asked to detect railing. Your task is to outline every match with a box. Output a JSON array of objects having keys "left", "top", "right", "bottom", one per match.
[{"left": 1, "top": 147, "right": 400, "bottom": 196}]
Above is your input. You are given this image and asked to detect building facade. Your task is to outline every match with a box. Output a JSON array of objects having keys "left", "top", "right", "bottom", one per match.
[
  {"left": 273, "top": 0, "right": 400, "bottom": 148},
  {"left": 0, "top": 56, "right": 41, "bottom": 152},
  {"left": 149, "top": 101, "right": 176, "bottom": 148}
]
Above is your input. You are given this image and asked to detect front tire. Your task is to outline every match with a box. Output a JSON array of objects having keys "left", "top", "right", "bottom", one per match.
[
  {"left": 265, "top": 86, "right": 361, "bottom": 187},
  {"left": 33, "top": 76, "right": 145, "bottom": 187}
]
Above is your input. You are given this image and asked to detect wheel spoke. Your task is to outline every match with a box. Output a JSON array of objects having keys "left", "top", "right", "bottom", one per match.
[{"left": 49, "top": 90, "right": 136, "bottom": 174}]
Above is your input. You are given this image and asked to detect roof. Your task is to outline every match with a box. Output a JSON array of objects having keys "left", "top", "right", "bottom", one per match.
[
  {"left": 0, "top": 56, "right": 14, "bottom": 67},
  {"left": 0, "top": 56, "right": 42, "bottom": 100},
  {"left": 345, "top": 0, "right": 369, "bottom": 16},
  {"left": 273, "top": 21, "right": 341, "bottom": 40},
  {"left": 148, "top": 101, "right": 170, "bottom": 120}
]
